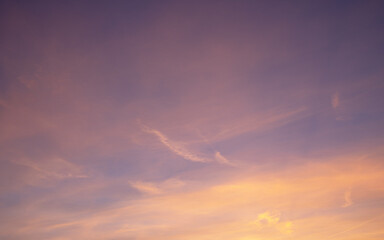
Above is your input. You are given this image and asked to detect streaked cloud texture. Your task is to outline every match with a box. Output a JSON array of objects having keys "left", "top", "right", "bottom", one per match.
[{"left": 1, "top": 0, "right": 383, "bottom": 239}]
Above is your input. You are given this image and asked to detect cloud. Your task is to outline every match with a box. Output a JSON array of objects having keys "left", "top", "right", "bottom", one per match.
[
  {"left": 140, "top": 122, "right": 234, "bottom": 165},
  {"left": 327, "top": 214, "right": 384, "bottom": 239},
  {"left": 0, "top": 1, "right": 383, "bottom": 239},
  {"left": 253, "top": 211, "right": 293, "bottom": 235},
  {"left": 12, "top": 157, "right": 88, "bottom": 181},
  {"left": 140, "top": 123, "right": 210, "bottom": 163},
  {"left": 129, "top": 181, "right": 163, "bottom": 195},
  {"left": 203, "top": 107, "right": 307, "bottom": 143},
  {"left": 332, "top": 92, "right": 340, "bottom": 109},
  {"left": 253, "top": 211, "right": 280, "bottom": 230},
  {"left": 130, "top": 178, "right": 185, "bottom": 195},
  {"left": 342, "top": 189, "right": 353, "bottom": 208},
  {"left": 215, "top": 151, "right": 235, "bottom": 166},
  {"left": 4, "top": 156, "right": 384, "bottom": 239}
]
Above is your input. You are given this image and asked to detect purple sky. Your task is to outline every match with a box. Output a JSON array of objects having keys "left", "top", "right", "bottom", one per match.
[{"left": 1, "top": 1, "right": 384, "bottom": 239}]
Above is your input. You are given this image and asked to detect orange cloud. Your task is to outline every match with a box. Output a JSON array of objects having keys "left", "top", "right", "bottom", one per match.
[{"left": 8, "top": 155, "right": 383, "bottom": 239}]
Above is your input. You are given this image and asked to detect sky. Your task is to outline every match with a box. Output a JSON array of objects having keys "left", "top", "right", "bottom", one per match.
[{"left": 0, "top": 0, "right": 384, "bottom": 239}]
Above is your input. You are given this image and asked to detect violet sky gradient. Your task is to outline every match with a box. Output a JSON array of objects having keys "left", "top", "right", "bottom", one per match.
[{"left": 1, "top": 0, "right": 384, "bottom": 239}]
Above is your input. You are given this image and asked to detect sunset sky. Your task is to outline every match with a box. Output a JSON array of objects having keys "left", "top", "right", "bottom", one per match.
[{"left": 1, "top": 0, "right": 384, "bottom": 239}]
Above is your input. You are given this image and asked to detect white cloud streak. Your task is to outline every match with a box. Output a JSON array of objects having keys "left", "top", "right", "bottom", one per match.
[{"left": 139, "top": 122, "right": 233, "bottom": 165}]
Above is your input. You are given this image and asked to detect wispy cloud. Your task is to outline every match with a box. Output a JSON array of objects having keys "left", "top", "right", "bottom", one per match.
[
  {"left": 215, "top": 151, "right": 235, "bottom": 166},
  {"left": 0, "top": 1, "right": 383, "bottom": 239},
  {"left": 342, "top": 189, "right": 353, "bottom": 208},
  {"left": 253, "top": 211, "right": 293, "bottom": 234},
  {"left": 139, "top": 122, "right": 234, "bottom": 165},
  {"left": 130, "top": 178, "right": 185, "bottom": 195},
  {"left": 12, "top": 157, "right": 88, "bottom": 180},
  {"left": 331, "top": 92, "right": 347, "bottom": 121},
  {"left": 206, "top": 107, "right": 307, "bottom": 143},
  {"left": 140, "top": 123, "right": 210, "bottom": 163},
  {"left": 10, "top": 156, "right": 384, "bottom": 240},
  {"left": 129, "top": 181, "right": 163, "bottom": 195},
  {"left": 327, "top": 214, "right": 384, "bottom": 239},
  {"left": 332, "top": 92, "right": 340, "bottom": 109}
]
